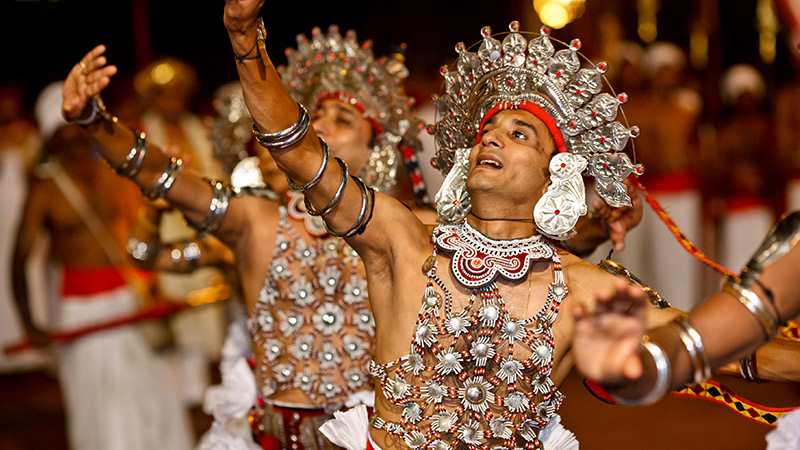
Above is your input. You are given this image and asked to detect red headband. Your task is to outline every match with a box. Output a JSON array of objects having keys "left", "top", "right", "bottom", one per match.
[
  {"left": 477, "top": 101, "right": 567, "bottom": 153},
  {"left": 315, "top": 91, "right": 384, "bottom": 136}
]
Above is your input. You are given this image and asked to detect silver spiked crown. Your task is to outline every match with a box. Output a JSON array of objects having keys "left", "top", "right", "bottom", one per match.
[
  {"left": 277, "top": 25, "right": 429, "bottom": 202},
  {"left": 428, "top": 21, "right": 643, "bottom": 223}
]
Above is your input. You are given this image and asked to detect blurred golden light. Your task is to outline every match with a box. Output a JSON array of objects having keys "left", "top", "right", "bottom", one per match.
[
  {"left": 534, "top": 0, "right": 585, "bottom": 30},
  {"left": 540, "top": 2, "right": 571, "bottom": 29},
  {"left": 151, "top": 63, "right": 176, "bottom": 86}
]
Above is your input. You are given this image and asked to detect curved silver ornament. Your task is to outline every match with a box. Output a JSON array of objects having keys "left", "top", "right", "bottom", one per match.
[{"left": 534, "top": 152, "right": 588, "bottom": 239}]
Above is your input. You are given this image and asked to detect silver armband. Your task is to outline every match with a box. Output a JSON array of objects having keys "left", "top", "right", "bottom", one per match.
[
  {"left": 304, "top": 157, "right": 347, "bottom": 217},
  {"left": 286, "top": 137, "right": 330, "bottom": 192},
  {"left": 323, "top": 176, "right": 375, "bottom": 238},
  {"left": 252, "top": 102, "right": 310, "bottom": 150},
  {"left": 75, "top": 95, "right": 115, "bottom": 127},
  {"left": 114, "top": 129, "right": 147, "bottom": 178},
  {"left": 192, "top": 180, "right": 231, "bottom": 235},
  {"left": 722, "top": 279, "right": 780, "bottom": 341},
  {"left": 127, "top": 237, "right": 160, "bottom": 262},
  {"left": 171, "top": 241, "right": 201, "bottom": 265},
  {"left": 141, "top": 157, "right": 183, "bottom": 200},
  {"left": 671, "top": 316, "right": 711, "bottom": 384}
]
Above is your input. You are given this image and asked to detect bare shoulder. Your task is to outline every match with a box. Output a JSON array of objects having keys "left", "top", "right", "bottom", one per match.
[{"left": 559, "top": 251, "right": 617, "bottom": 300}]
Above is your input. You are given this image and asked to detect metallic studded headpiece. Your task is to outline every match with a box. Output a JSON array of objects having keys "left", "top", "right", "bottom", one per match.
[
  {"left": 210, "top": 82, "right": 254, "bottom": 176},
  {"left": 429, "top": 21, "right": 643, "bottom": 229},
  {"left": 277, "top": 26, "right": 429, "bottom": 203}
]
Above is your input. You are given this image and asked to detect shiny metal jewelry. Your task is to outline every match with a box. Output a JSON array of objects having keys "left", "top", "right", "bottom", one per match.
[
  {"left": 722, "top": 279, "right": 780, "bottom": 341},
  {"left": 76, "top": 95, "right": 112, "bottom": 127},
  {"left": 671, "top": 316, "right": 711, "bottom": 384},
  {"left": 142, "top": 157, "right": 183, "bottom": 200},
  {"left": 738, "top": 353, "right": 759, "bottom": 382},
  {"left": 278, "top": 25, "right": 429, "bottom": 203},
  {"left": 126, "top": 236, "right": 160, "bottom": 262},
  {"left": 599, "top": 259, "right": 671, "bottom": 309},
  {"left": 286, "top": 137, "right": 330, "bottom": 192},
  {"left": 613, "top": 339, "right": 671, "bottom": 405},
  {"left": 193, "top": 180, "right": 231, "bottom": 234},
  {"left": 324, "top": 176, "right": 372, "bottom": 238},
  {"left": 304, "top": 157, "right": 348, "bottom": 217},
  {"left": 429, "top": 21, "right": 643, "bottom": 225},
  {"left": 252, "top": 102, "right": 310, "bottom": 150},
  {"left": 114, "top": 129, "right": 147, "bottom": 178}
]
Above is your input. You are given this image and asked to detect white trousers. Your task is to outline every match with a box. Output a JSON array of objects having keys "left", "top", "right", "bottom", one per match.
[{"left": 58, "top": 287, "right": 193, "bottom": 450}]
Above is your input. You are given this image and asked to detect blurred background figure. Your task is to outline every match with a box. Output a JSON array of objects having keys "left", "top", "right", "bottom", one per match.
[
  {"left": 11, "top": 82, "right": 193, "bottom": 450},
  {"left": 594, "top": 41, "right": 705, "bottom": 312},
  {"left": 0, "top": 83, "right": 52, "bottom": 375},
  {"left": 775, "top": 69, "right": 800, "bottom": 213},
  {"left": 713, "top": 63, "right": 778, "bottom": 271},
  {"left": 133, "top": 57, "right": 228, "bottom": 409}
]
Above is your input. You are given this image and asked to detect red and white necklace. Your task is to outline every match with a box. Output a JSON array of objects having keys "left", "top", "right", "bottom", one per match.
[{"left": 434, "top": 221, "right": 554, "bottom": 288}]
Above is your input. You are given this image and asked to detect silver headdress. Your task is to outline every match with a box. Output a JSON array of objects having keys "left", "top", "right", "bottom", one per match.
[
  {"left": 210, "top": 82, "right": 254, "bottom": 176},
  {"left": 429, "top": 21, "right": 643, "bottom": 235},
  {"left": 277, "top": 26, "right": 429, "bottom": 203}
]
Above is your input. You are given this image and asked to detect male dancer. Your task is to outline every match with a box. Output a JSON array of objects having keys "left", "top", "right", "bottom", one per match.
[
  {"left": 221, "top": 1, "right": 681, "bottom": 447},
  {"left": 60, "top": 25, "right": 427, "bottom": 449}
]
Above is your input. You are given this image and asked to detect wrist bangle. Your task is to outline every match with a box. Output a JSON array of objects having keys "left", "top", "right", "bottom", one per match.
[
  {"left": 672, "top": 316, "right": 711, "bottom": 384},
  {"left": 738, "top": 352, "right": 760, "bottom": 382},
  {"left": 613, "top": 339, "right": 671, "bottom": 405},
  {"left": 252, "top": 102, "right": 310, "bottom": 151},
  {"left": 75, "top": 96, "right": 108, "bottom": 127},
  {"left": 141, "top": 157, "right": 183, "bottom": 200}
]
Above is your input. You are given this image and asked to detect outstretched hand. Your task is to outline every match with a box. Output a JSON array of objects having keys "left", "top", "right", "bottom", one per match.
[
  {"left": 62, "top": 45, "right": 117, "bottom": 122},
  {"left": 572, "top": 276, "right": 649, "bottom": 383}
]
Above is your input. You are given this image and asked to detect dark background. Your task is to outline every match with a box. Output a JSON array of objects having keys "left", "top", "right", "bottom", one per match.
[{"left": 2, "top": 0, "right": 798, "bottom": 116}]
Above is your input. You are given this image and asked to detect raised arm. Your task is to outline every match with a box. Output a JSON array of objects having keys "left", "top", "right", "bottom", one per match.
[
  {"left": 222, "top": 0, "right": 426, "bottom": 264},
  {"left": 573, "top": 211, "right": 800, "bottom": 403},
  {"left": 61, "top": 46, "right": 249, "bottom": 251}
]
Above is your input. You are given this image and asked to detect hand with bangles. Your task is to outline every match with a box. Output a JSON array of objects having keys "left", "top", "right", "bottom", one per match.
[
  {"left": 572, "top": 276, "right": 650, "bottom": 385},
  {"left": 62, "top": 45, "right": 117, "bottom": 123},
  {"left": 572, "top": 211, "right": 800, "bottom": 404}
]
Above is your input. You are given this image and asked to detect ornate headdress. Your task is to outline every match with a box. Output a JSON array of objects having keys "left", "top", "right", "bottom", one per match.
[
  {"left": 429, "top": 21, "right": 643, "bottom": 238},
  {"left": 277, "top": 26, "right": 429, "bottom": 203},
  {"left": 210, "top": 82, "right": 254, "bottom": 176}
]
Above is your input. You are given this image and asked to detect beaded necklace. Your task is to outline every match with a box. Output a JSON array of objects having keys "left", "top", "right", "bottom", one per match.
[{"left": 370, "top": 222, "right": 566, "bottom": 450}]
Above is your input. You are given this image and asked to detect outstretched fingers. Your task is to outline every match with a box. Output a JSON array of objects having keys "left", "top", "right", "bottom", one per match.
[
  {"left": 572, "top": 277, "right": 648, "bottom": 382},
  {"left": 62, "top": 45, "right": 117, "bottom": 122}
]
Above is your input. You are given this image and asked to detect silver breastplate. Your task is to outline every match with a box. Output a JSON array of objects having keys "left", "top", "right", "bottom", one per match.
[
  {"left": 370, "top": 222, "right": 566, "bottom": 449},
  {"left": 247, "top": 206, "right": 374, "bottom": 407}
]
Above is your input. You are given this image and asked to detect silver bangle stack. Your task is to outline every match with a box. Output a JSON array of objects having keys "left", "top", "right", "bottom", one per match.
[
  {"left": 323, "top": 176, "right": 375, "bottom": 238},
  {"left": 127, "top": 236, "right": 161, "bottom": 262},
  {"left": 142, "top": 157, "right": 183, "bottom": 200},
  {"left": 252, "top": 102, "right": 310, "bottom": 150},
  {"left": 193, "top": 180, "right": 231, "bottom": 234},
  {"left": 286, "top": 137, "right": 330, "bottom": 192},
  {"left": 722, "top": 278, "right": 780, "bottom": 341},
  {"left": 75, "top": 95, "right": 113, "bottom": 127},
  {"left": 613, "top": 339, "right": 671, "bottom": 406},
  {"left": 304, "top": 157, "right": 348, "bottom": 216},
  {"left": 672, "top": 316, "right": 711, "bottom": 384},
  {"left": 171, "top": 241, "right": 201, "bottom": 265},
  {"left": 114, "top": 129, "right": 148, "bottom": 178}
]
